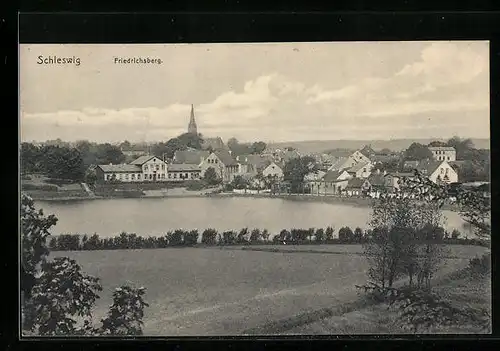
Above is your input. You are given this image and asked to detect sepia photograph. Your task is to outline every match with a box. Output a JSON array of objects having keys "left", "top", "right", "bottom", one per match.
[{"left": 19, "top": 41, "right": 491, "bottom": 336}]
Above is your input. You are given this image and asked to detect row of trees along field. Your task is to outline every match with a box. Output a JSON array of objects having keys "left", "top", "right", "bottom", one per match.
[
  {"left": 355, "top": 169, "right": 491, "bottom": 333},
  {"left": 46, "top": 226, "right": 481, "bottom": 252},
  {"left": 21, "top": 194, "right": 149, "bottom": 335}
]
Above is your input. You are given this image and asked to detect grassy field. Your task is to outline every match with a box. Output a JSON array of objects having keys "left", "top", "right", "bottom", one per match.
[
  {"left": 286, "top": 268, "right": 491, "bottom": 335},
  {"left": 52, "top": 245, "right": 489, "bottom": 336}
]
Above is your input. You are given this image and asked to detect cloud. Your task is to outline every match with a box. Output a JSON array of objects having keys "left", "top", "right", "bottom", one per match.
[{"left": 20, "top": 42, "right": 489, "bottom": 142}]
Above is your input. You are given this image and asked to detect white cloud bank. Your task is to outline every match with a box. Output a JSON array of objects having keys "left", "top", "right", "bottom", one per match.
[{"left": 21, "top": 42, "right": 489, "bottom": 143}]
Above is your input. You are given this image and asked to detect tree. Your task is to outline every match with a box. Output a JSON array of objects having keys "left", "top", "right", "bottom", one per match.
[
  {"left": 403, "top": 143, "right": 433, "bottom": 161},
  {"left": 315, "top": 228, "right": 325, "bottom": 243},
  {"left": 250, "top": 229, "right": 262, "bottom": 243},
  {"left": 94, "top": 143, "right": 126, "bottom": 165},
  {"left": 251, "top": 141, "right": 267, "bottom": 154},
  {"left": 201, "top": 229, "right": 218, "bottom": 245},
  {"left": 21, "top": 193, "right": 148, "bottom": 336},
  {"left": 446, "top": 136, "right": 474, "bottom": 160},
  {"left": 428, "top": 141, "right": 448, "bottom": 147},
  {"left": 261, "top": 229, "right": 270, "bottom": 242},
  {"left": 283, "top": 156, "right": 317, "bottom": 193},
  {"left": 21, "top": 142, "right": 42, "bottom": 174},
  {"left": 227, "top": 137, "right": 239, "bottom": 150},
  {"left": 203, "top": 167, "right": 220, "bottom": 186},
  {"left": 354, "top": 227, "right": 364, "bottom": 243},
  {"left": 325, "top": 226, "right": 334, "bottom": 241},
  {"left": 338, "top": 227, "right": 354, "bottom": 243},
  {"left": 231, "top": 175, "right": 249, "bottom": 190},
  {"left": 99, "top": 286, "right": 149, "bottom": 335}
]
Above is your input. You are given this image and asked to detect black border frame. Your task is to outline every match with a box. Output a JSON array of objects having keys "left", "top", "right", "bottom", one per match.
[{"left": 6, "top": 7, "right": 500, "bottom": 351}]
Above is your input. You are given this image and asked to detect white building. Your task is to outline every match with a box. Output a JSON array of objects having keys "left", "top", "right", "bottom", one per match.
[{"left": 428, "top": 146, "right": 457, "bottom": 162}]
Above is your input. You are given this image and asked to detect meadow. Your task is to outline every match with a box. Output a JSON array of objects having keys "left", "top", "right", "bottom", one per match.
[{"left": 53, "top": 245, "right": 489, "bottom": 336}]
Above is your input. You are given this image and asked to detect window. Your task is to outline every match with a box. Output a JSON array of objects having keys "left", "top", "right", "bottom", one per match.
[
  {"left": 156, "top": 165, "right": 160, "bottom": 171},
  {"left": 149, "top": 174, "right": 153, "bottom": 180},
  {"left": 215, "top": 159, "right": 218, "bottom": 163},
  {"left": 168, "top": 174, "right": 172, "bottom": 179},
  {"left": 445, "top": 168, "right": 449, "bottom": 175},
  {"left": 441, "top": 168, "right": 444, "bottom": 174},
  {"left": 447, "top": 156, "right": 450, "bottom": 161},
  {"left": 174, "top": 173, "right": 177, "bottom": 179}
]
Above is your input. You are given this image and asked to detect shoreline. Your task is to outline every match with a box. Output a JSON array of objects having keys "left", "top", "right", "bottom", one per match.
[{"left": 29, "top": 190, "right": 460, "bottom": 211}]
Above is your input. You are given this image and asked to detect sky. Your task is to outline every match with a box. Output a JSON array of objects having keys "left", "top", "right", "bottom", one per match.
[{"left": 19, "top": 41, "right": 490, "bottom": 143}]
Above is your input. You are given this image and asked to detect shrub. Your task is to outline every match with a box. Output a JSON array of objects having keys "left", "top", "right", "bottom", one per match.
[
  {"left": 99, "top": 286, "right": 149, "bottom": 335},
  {"left": 315, "top": 228, "right": 325, "bottom": 243},
  {"left": 261, "top": 229, "right": 270, "bottom": 242},
  {"left": 167, "top": 230, "right": 184, "bottom": 246},
  {"left": 184, "top": 230, "right": 199, "bottom": 246},
  {"left": 222, "top": 231, "right": 236, "bottom": 245},
  {"left": 338, "top": 227, "right": 354, "bottom": 243},
  {"left": 22, "top": 175, "right": 33, "bottom": 180},
  {"left": 469, "top": 252, "right": 491, "bottom": 276},
  {"left": 250, "top": 229, "right": 262, "bottom": 243},
  {"left": 325, "top": 226, "right": 334, "bottom": 241}
]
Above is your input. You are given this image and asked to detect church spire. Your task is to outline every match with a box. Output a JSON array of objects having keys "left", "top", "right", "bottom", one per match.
[{"left": 188, "top": 104, "right": 198, "bottom": 134}]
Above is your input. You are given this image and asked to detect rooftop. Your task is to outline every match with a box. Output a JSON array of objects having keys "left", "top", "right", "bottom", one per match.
[
  {"left": 168, "top": 164, "right": 201, "bottom": 172},
  {"left": 97, "top": 164, "right": 141, "bottom": 173}
]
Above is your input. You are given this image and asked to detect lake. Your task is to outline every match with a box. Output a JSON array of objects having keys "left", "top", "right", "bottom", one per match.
[{"left": 36, "top": 196, "right": 472, "bottom": 238}]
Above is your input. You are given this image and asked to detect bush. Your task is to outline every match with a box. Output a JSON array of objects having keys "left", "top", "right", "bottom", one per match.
[
  {"left": 469, "top": 252, "right": 491, "bottom": 276},
  {"left": 201, "top": 229, "right": 218, "bottom": 245},
  {"left": 22, "top": 175, "right": 33, "bottom": 180},
  {"left": 184, "top": 230, "right": 199, "bottom": 246}
]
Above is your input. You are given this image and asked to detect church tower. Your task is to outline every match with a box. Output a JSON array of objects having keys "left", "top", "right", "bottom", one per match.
[{"left": 188, "top": 104, "right": 198, "bottom": 134}]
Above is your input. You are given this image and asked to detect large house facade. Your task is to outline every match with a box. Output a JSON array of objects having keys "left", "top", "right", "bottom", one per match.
[
  {"left": 428, "top": 146, "right": 456, "bottom": 162},
  {"left": 96, "top": 155, "right": 168, "bottom": 183}
]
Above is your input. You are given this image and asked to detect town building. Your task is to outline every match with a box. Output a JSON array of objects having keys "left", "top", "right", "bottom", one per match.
[
  {"left": 200, "top": 150, "right": 239, "bottom": 183},
  {"left": 347, "top": 161, "right": 373, "bottom": 179},
  {"left": 416, "top": 160, "right": 459, "bottom": 184},
  {"left": 262, "top": 161, "right": 284, "bottom": 180},
  {"left": 344, "top": 178, "right": 371, "bottom": 196},
  {"left": 96, "top": 155, "right": 168, "bottom": 183},
  {"left": 428, "top": 146, "right": 456, "bottom": 162},
  {"left": 167, "top": 164, "right": 201, "bottom": 181},
  {"left": 308, "top": 170, "right": 351, "bottom": 196},
  {"left": 173, "top": 150, "right": 209, "bottom": 165}
]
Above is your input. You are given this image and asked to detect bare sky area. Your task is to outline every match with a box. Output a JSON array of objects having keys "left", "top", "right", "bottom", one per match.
[{"left": 19, "top": 41, "right": 490, "bottom": 143}]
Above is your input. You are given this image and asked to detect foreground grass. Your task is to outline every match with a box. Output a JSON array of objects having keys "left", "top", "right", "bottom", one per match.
[{"left": 285, "top": 268, "right": 491, "bottom": 335}]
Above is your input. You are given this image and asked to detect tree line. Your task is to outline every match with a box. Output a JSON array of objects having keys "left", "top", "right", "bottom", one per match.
[
  {"left": 21, "top": 141, "right": 126, "bottom": 181},
  {"left": 46, "top": 226, "right": 483, "bottom": 252}
]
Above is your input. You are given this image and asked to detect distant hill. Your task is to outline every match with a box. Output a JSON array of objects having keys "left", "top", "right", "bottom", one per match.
[{"left": 267, "top": 138, "right": 490, "bottom": 154}]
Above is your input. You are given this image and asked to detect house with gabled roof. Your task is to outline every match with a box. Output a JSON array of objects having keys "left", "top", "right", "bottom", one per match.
[
  {"left": 347, "top": 161, "right": 373, "bottom": 179},
  {"left": 308, "top": 169, "right": 351, "bottom": 196},
  {"left": 200, "top": 150, "right": 239, "bottom": 183},
  {"left": 96, "top": 155, "right": 168, "bottom": 183},
  {"left": 173, "top": 150, "right": 210, "bottom": 165},
  {"left": 416, "top": 159, "right": 458, "bottom": 184},
  {"left": 344, "top": 177, "right": 371, "bottom": 196},
  {"left": 262, "top": 161, "right": 284, "bottom": 180},
  {"left": 201, "top": 137, "right": 229, "bottom": 152}
]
